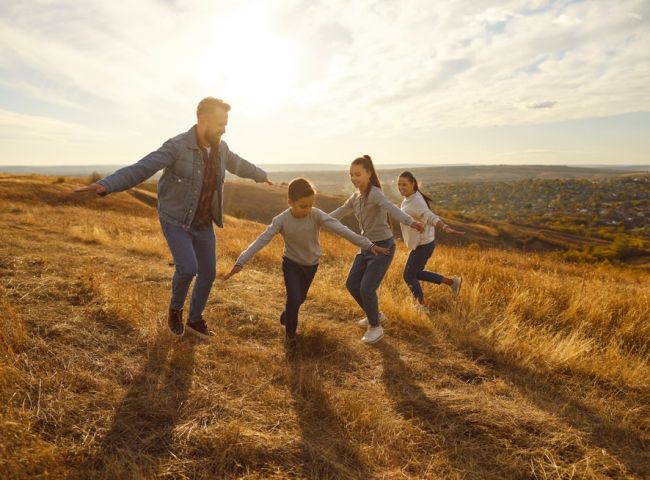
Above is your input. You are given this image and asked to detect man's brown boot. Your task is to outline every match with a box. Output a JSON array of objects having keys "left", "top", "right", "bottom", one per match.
[
  {"left": 186, "top": 317, "right": 214, "bottom": 340},
  {"left": 168, "top": 307, "right": 184, "bottom": 336}
]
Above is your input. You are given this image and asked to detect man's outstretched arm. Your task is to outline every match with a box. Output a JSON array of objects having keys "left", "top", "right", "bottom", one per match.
[{"left": 74, "top": 139, "right": 178, "bottom": 195}]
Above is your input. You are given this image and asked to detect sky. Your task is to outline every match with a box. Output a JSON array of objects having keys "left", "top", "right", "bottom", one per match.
[{"left": 1, "top": 0, "right": 649, "bottom": 167}]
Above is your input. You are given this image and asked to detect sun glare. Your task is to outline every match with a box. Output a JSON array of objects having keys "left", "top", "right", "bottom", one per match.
[{"left": 200, "top": 8, "right": 298, "bottom": 111}]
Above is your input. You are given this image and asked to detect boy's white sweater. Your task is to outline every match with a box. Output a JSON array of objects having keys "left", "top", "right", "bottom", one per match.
[{"left": 400, "top": 191, "right": 440, "bottom": 251}]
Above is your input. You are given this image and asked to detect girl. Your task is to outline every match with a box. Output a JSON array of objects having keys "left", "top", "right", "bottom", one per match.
[
  {"left": 330, "top": 155, "right": 423, "bottom": 344},
  {"left": 223, "top": 178, "right": 389, "bottom": 343},
  {"left": 398, "top": 171, "right": 464, "bottom": 312}
]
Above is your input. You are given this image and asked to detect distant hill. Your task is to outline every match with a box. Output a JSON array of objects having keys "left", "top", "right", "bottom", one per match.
[
  {"left": 267, "top": 165, "right": 650, "bottom": 195},
  {"left": 1, "top": 163, "right": 647, "bottom": 184},
  {"left": 221, "top": 181, "right": 620, "bottom": 257}
]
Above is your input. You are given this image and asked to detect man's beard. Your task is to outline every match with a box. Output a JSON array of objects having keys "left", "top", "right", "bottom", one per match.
[{"left": 205, "top": 131, "right": 221, "bottom": 147}]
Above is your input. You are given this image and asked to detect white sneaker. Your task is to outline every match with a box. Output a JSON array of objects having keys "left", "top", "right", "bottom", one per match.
[
  {"left": 451, "top": 276, "right": 462, "bottom": 297},
  {"left": 414, "top": 303, "right": 429, "bottom": 313},
  {"left": 357, "top": 311, "right": 387, "bottom": 328},
  {"left": 362, "top": 326, "right": 384, "bottom": 344}
]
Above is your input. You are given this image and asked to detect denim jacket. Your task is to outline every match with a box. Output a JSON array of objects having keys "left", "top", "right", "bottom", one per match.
[{"left": 97, "top": 125, "right": 268, "bottom": 228}]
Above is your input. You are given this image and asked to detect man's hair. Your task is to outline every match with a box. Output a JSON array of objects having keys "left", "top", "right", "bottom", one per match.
[
  {"left": 288, "top": 177, "right": 316, "bottom": 201},
  {"left": 196, "top": 97, "right": 231, "bottom": 116}
]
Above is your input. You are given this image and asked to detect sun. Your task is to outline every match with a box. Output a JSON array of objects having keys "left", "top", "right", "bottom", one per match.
[{"left": 199, "top": 8, "right": 298, "bottom": 112}]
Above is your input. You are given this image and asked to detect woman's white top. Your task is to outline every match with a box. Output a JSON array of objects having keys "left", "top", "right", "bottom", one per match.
[{"left": 400, "top": 191, "right": 440, "bottom": 251}]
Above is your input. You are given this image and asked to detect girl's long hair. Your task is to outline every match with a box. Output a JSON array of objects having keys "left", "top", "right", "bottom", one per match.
[
  {"left": 351, "top": 155, "right": 381, "bottom": 198},
  {"left": 399, "top": 171, "right": 433, "bottom": 209}
]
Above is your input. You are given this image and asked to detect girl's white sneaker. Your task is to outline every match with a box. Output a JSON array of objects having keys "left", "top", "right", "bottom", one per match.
[
  {"left": 362, "top": 326, "right": 384, "bottom": 344},
  {"left": 357, "top": 311, "right": 387, "bottom": 328}
]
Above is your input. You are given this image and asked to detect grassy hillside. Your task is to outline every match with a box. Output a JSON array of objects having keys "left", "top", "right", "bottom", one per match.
[{"left": 1, "top": 174, "right": 649, "bottom": 479}]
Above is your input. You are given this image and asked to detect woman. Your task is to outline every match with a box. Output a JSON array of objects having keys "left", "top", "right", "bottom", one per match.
[
  {"left": 398, "top": 171, "right": 464, "bottom": 312},
  {"left": 330, "top": 156, "right": 423, "bottom": 344}
]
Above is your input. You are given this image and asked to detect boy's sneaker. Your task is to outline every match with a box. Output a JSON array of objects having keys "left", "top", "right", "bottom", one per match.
[
  {"left": 414, "top": 303, "right": 430, "bottom": 314},
  {"left": 362, "top": 325, "right": 384, "bottom": 344},
  {"left": 451, "top": 276, "right": 463, "bottom": 297},
  {"left": 186, "top": 317, "right": 214, "bottom": 339},
  {"left": 168, "top": 308, "right": 184, "bottom": 336},
  {"left": 357, "top": 311, "right": 387, "bottom": 328}
]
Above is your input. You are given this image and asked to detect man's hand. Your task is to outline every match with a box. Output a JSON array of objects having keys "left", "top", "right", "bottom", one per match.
[
  {"left": 222, "top": 265, "right": 243, "bottom": 281},
  {"left": 370, "top": 245, "right": 390, "bottom": 256},
  {"left": 74, "top": 183, "right": 107, "bottom": 194},
  {"left": 410, "top": 221, "right": 424, "bottom": 233}
]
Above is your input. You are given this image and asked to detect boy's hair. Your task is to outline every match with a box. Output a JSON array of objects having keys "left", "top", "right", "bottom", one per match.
[
  {"left": 196, "top": 97, "right": 231, "bottom": 116},
  {"left": 288, "top": 177, "right": 316, "bottom": 201}
]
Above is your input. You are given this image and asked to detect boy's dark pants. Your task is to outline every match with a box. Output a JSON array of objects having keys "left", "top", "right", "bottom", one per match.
[{"left": 282, "top": 257, "right": 318, "bottom": 337}]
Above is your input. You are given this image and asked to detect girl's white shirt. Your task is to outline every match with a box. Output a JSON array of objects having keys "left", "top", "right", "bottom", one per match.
[{"left": 400, "top": 191, "right": 440, "bottom": 251}]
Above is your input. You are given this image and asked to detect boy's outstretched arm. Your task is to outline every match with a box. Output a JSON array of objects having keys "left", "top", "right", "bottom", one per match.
[
  {"left": 223, "top": 213, "right": 284, "bottom": 280},
  {"left": 222, "top": 264, "right": 243, "bottom": 281}
]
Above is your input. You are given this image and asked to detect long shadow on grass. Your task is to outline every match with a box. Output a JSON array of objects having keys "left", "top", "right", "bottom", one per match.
[
  {"left": 80, "top": 329, "right": 196, "bottom": 478},
  {"left": 287, "top": 333, "right": 370, "bottom": 480},
  {"left": 397, "top": 323, "right": 649, "bottom": 478},
  {"left": 450, "top": 337, "right": 649, "bottom": 478},
  {"left": 379, "top": 340, "right": 531, "bottom": 480}
]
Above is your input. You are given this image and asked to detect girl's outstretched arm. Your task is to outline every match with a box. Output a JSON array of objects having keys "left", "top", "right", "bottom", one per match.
[
  {"left": 435, "top": 219, "right": 465, "bottom": 236},
  {"left": 369, "top": 187, "right": 424, "bottom": 231},
  {"left": 319, "top": 210, "right": 389, "bottom": 255},
  {"left": 329, "top": 194, "right": 354, "bottom": 220}
]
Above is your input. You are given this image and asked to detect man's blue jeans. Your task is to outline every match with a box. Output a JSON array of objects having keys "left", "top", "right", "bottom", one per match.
[
  {"left": 160, "top": 220, "right": 216, "bottom": 323},
  {"left": 345, "top": 238, "right": 395, "bottom": 327},
  {"left": 403, "top": 240, "right": 443, "bottom": 301}
]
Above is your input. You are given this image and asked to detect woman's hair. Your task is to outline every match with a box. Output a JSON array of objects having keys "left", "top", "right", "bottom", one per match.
[
  {"left": 399, "top": 171, "right": 433, "bottom": 209},
  {"left": 351, "top": 154, "right": 381, "bottom": 198},
  {"left": 288, "top": 177, "right": 316, "bottom": 201}
]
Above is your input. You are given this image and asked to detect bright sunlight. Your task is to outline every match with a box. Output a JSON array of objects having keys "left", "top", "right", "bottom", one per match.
[{"left": 200, "top": 7, "right": 298, "bottom": 111}]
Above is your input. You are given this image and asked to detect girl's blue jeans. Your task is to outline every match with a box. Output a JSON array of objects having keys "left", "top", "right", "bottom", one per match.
[
  {"left": 403, "top": 240, "right": 443, "bottom": 301},
  {"left": 345, "top": 237, "right": 395, "bottom": 327}
]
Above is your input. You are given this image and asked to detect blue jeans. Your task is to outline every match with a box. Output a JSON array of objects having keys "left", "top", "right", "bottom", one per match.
[
  {"left": 160, "top": 220, "right": 216, "bottom": 322},
  {"left": 345, "top": 238, "right": 396, "bottom": 327},
  {"left": 403, "top": 240, "right": 443, "bottom": 301},
  {"left": 282, "top": 257, "right": 318, "bottom": 337}
]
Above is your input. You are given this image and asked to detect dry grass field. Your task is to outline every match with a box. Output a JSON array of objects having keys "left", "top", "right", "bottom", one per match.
[{"left": 1, "top": 174, "right": 648, "bottom": 479}]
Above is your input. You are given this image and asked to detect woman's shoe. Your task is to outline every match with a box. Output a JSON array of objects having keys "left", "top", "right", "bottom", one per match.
[
  {"left": 362, "top": 325, "right": 384, "bottom": 344},
  {"left": 357, "top": 311, "right": 387, "bottom": 328}
]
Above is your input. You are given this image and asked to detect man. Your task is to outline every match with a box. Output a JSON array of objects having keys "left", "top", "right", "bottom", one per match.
[{"left": 75, "top": 97, "right": 271, "bottom": 339}]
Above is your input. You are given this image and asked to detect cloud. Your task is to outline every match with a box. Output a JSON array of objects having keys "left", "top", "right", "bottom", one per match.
[
  {"left": 0, "top": 108, "right": 95, "bottom": 143},
  {"left": 527, "top": 101, "right": 557, "bottom": 109},
  {"left": 0, "top": 0, "right": 649, "bottom": 153}
]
